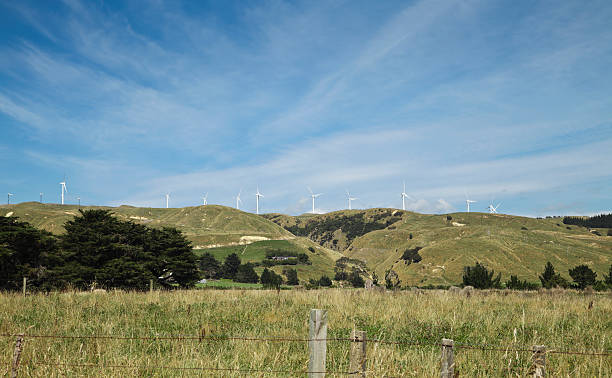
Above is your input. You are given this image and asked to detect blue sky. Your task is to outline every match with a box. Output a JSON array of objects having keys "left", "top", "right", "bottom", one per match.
[{"left": 1, "top": 0, "right": 611, "bottom": 216}]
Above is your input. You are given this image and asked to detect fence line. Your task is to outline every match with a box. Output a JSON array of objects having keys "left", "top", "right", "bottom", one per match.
[{"left": 1, "top": 332, "right": 610, "bottom": 357}]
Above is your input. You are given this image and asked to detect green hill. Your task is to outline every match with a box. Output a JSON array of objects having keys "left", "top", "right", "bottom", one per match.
[
  {"left": 266, "top": 210, "right": 612, "bottom": 286},
  {"left": 0, "top": 202, "right": 342, "bottom": 281}
]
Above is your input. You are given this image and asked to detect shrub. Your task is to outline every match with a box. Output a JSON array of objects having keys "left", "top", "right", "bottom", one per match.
[
  {"left": 569, "top": 265, "right": 597, "bottom": 289},
  {"left": 446, "top": 215, "right": 452, "bottom": 221},
  {"left": 283, "top": 268, "right": 299, "bottom": 285},
  {"left": 608, "top": 229, "right": 612, "bottom": 236},
  {"left": 401, "top": 247, "right": 422, "bottom": 264},
  {"left": 539, "top": 262, "right": 569, "bottom": 289},
  {"left": 349, "top": 271, "right": 365, "bottom": 288},
  {"left": 234, "top": 263, "right": 259, "bottom": 283},
  {"left": 260, "top": 268, "right": 282, "bottom": 289},
  {"left": 505, "top": 275, "right": 539, "bottom": 290},
  {"left": 604, "top": 264, "right": 612, "bottom": 287},
  {"left": 462, "top": 262, "right": 501, "bottom": 289},
  {"left": 221, "top": 253, "right": 241, "bottom": 279},
  {"left": 199, "top": 253, "right": 221, "bottom": 279},
  {"left": 318, "top": 275, "right": 332, "bottom": 287}
]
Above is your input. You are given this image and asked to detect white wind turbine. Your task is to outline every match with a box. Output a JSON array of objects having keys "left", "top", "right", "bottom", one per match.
[
  {"left": 307, "top": 187, "right": 322, "bottom": 214},
  {"left": 165, "top": 193, "right": 170, "bottom": 208},
  {"left": 7, "top": 193, "right": 13, "bottom": 205},
  {"left": 235, "top": 190, "right": 242, "bottom": 210},
  {"left": 465, "top": 192, "right": 476, "bottom": 213},
  {"left": 255, "top": 187, "right": 264, "bottom": 215},
  {"left": 202, "top": 193, "right": 208, "bottom": 206},
  {"left": 59, "top": 180, "right": 67, "bottom": 205},
  {"left": 400, "top": 182, "right": 411, "bottom": 211},
  {"left": 346, "top": 190, "right": 358, "bottom": 210},
  {"left": 487, "top": 202, "right": 502, "bottom": 214}
]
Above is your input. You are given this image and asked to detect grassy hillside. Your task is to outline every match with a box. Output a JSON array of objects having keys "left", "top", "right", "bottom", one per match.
[
  {"left": 0, "top": 202, "right": 291, "bottom": 247},
  {"left": 0, "top": 202, "right": 341, "bottom": 282},
  {"left": 266, "top": 210, "right": 612, "bottom": 286}
]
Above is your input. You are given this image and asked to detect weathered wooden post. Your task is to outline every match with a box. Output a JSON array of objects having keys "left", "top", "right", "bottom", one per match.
[
  {"left": 349, "top": 330, "right": 366, "bottom": 377},
  {"left": 149, "top": 279, "right": 153, "bottom": 293},
  {"left": 531, "top": 345, "right": 546, "bottom": 377},
  {"left": 308, "top": 309, "right": 327, "bottom": 377},
  {"left": 22, "top": 277, "right": 26, "bottom": 297},
  {"left": 11, "top": 334, "right": 24, "bottom": 378},
  {"left": 440, "top": 338, "right": 454, "bottom": 378}
]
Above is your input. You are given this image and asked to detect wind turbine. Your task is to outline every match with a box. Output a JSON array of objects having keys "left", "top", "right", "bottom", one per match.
[
  {"left": 307, "top": 187, "right": 322, "bottom": 214},
  {"left": 487, "top": 202, "right": 502, "bottom": 214},
  {"left": 346, "top": 190, "right": 358, "bottom": 210},
  {"left": 255, "top": 187, "right": 264, "bottom": 215},
  {"left": 40, "top": 192, "right": 43, "bottom": 203},
  {"left": 202, "top": 193, "right": 208, "bottom": 206},
  {"left": 7, "top": 193, "right": 13, "bottom": 205},
  {"left": 165, "top": 193, "right": 170, "bottom": 208},
  {"left": 77, "top": 197, "right": 81, "bottom": 208},
  {"left": 465, "top": 192, "right": 476, "bottom": 213},
  {"left": 235, "top": 190, "right": 242, "bottom": 210},
  {"left": 59, "top": 180, "right": 67, "bottom": 205},
  {"left": 400, "top": 182, "right": 410, "bottom": 211}
]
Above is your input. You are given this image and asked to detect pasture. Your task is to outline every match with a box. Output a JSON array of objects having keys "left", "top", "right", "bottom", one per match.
[{"left": 1, "top": 289, "right": 611, "bottom": 376}]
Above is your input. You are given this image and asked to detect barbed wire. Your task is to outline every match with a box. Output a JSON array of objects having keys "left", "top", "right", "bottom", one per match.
[
  {"left": 1, "top": 333, "right": 610, "bottom": 357},
  {"left": 25, "top": 361, "right": 359, "bottom": 375}
]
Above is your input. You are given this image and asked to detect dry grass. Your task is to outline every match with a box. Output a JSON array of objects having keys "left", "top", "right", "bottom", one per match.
[{"left": 1, "top": 289, "right": 611, "bottom": 377}]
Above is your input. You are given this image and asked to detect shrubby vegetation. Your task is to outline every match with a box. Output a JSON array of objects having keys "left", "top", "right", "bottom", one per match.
[
  {"left": 400, "top": 246, "right": 422, "bottom": 264},
  {"left": 462, "top": 262, "right": 501, "bottom": 289}
]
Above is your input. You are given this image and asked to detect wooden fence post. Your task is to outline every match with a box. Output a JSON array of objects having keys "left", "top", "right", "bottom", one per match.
[
  {"left": 531, "top": 345, "right": 546, "bottom": 377},
  {"left": 440, "top": 338, "right": 454, "bottom": 378},
  {"left": 308, "top": 309, "right": 327, "bottom": 378},
  {"left": 149, "top": 279, "right": 153, "bottom": 293},
  {"left": 22, "top": 277, "right": 26, "bottom": 297},
  {"left": 349, "top": 330, "right": 366, "bottom": 377},
  {"left": 11, "top": 334, "right": 24, "bottom": 378}
]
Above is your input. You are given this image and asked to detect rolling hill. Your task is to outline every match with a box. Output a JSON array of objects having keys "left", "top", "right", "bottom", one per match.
[
  {"left": 0, "top": 202, "right": 342, "bottom": 281},
  {"left": 266, "top": 209, "right": 612, "bottom": 286}
]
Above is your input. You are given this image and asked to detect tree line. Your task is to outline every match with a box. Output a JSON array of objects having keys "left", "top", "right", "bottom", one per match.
[
  {"left": 462, "top": 261, "right": 612, "bottom": 291},
  {"left": 563, "top": 213, "right": 612, "bottom": 228}
]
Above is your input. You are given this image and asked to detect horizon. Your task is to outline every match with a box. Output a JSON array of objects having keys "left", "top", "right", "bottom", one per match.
[{"left": 1, "top": 1, "right": 611, "bottom": 217}]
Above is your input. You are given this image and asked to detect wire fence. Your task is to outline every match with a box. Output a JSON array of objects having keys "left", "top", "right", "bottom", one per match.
[{"left": 3, "top": 330, "right": 611, "bottom": 377}]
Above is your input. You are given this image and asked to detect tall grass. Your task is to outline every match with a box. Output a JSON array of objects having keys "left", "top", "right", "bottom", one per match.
[{"left": 1, "top": 289, "right": 610, "bottom": 377}]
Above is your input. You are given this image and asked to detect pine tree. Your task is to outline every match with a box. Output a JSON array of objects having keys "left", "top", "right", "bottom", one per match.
[
  {"left": 284, "top": 268, "right": 299, "bottom": 285},
  {"left": 462, "top": 262, "right": 501, "bottom": 289},
  {"left": 568, "top": 265, "right": 597, "bottom": 289},
  {"left": 539, "top": 261, "right": 568, "bottom": 289},
  {"left": 199, "top": 253, "right": 221, "bottom": 279},
  {"left": 235, "top": 263, "right": 259, "bottom": 283},
  {"left": 221, "top": 253, "right": 241, "bottom": 279}
]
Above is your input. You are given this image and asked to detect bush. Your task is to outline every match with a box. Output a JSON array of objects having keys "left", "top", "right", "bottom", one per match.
[
  {"left": 462, "top": 262, "right": 501, "bottom": 289},
  {"left": 260, "top": 268, "right": 282, "bottom": 289},
  {"left": 539, "top": 262, "right": 569, "bottom": 289},
  {"left": 308, "top": 246, "right": 315, "bottom": 253},
  {"left": 318, "top": 275, "right": 332, "bottom": 287},
  {"left": 234, "top": 263, "right": 259, "bottom": 283},
  {"left": 199, "top": 253, "right": 221, "bottom": 279},
  {"left": 505, "top": 275, "right": 539, "bottom": 290},
  {"left": 401, "top": 247, "right": 422, "bottom": 264},
  {"left": 284, "top": 268, "right": 299, "bottom": 285},
  {"left": 569, "top": 264, "right": 597, "bottom": 289},
  {"left": 349, "top": 271, "right": 365, "bottom": 288},
  {"left": 605, "top": 264, "right": 612, "bottom": 287},
  {"left": 221, "top": 253, "right": 241, "bottom": 279},
  {"left": 608, "top": 229, "right": 612, "bottom": 236}
]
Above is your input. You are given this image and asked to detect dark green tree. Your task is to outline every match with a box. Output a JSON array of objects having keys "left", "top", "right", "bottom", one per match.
[
  {"left": 318, "top": 275, "right": 332, "bottom": 287},
  {"left": 260, "top": 268, "right": 283, "bottom": 289},
  {"left": 505, "top": 275, "right": 538, "bottom": 290},
  {"left": 539, "top": 262, "right": 569, "bottom": 289},
  {"left": 568, "top": 264, "right": 597, "bottom": 289},
  {"left": 284, "top": 268, "right": 299, "bottom": 285},
  {"left": 462, "top": 262, "right": 501, "bottom": 289},
  {"left": 349, "top": 269, "right": 365, "bottom": 288},
  {"left": 221, "top": 253, "right": 241, "bottom": 279},
  {"left": 147, "top": 227, "right": 199, "bottom": 288},
  {"left": 0, "top": 217, "right": 60, "bottom": 291},
  {"left": 235, "top": 263, "right": 259, "bottom": 283},
  {"left": 199, "top": 252, "right": 221, "bottom": 279}
]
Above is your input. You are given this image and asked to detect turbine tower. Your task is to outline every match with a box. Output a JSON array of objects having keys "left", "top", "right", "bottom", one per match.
[
  {"left": 40, "top": 192, "right": 43, "bottom": 203},
  {"left": 7, "top": 193, "right": 13, "bottom": 205},
  {"left": 235, "top": 190, "right": 242, "bottom": 210},
  {"left": 165, "top": 193, "right": 170, "bottom": 208},
  {"left": 346, "top": 190, "right": 358, "bottom": 210},
  {"left": 255, "top": 187, "right": 264, "bottom": 215},
  {"left": 202, "top": 193, "right": 208, "bottom": 206},
  {"left": 59, "top": 180, "right": 67, "bottom": 205},
  {"left": 400, "top": 182, "right": 410, "bottom": 211},
  {"left": 465, "top": 192, "right": 476, "bottom": 213},
  {"left": 307, "top": 187, "right": 322, "bottom": 214}
]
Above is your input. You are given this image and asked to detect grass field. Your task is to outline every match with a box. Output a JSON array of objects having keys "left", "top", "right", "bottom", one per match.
[{"left": 1, "top": 289, "right": 610, "bottom": 377}]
